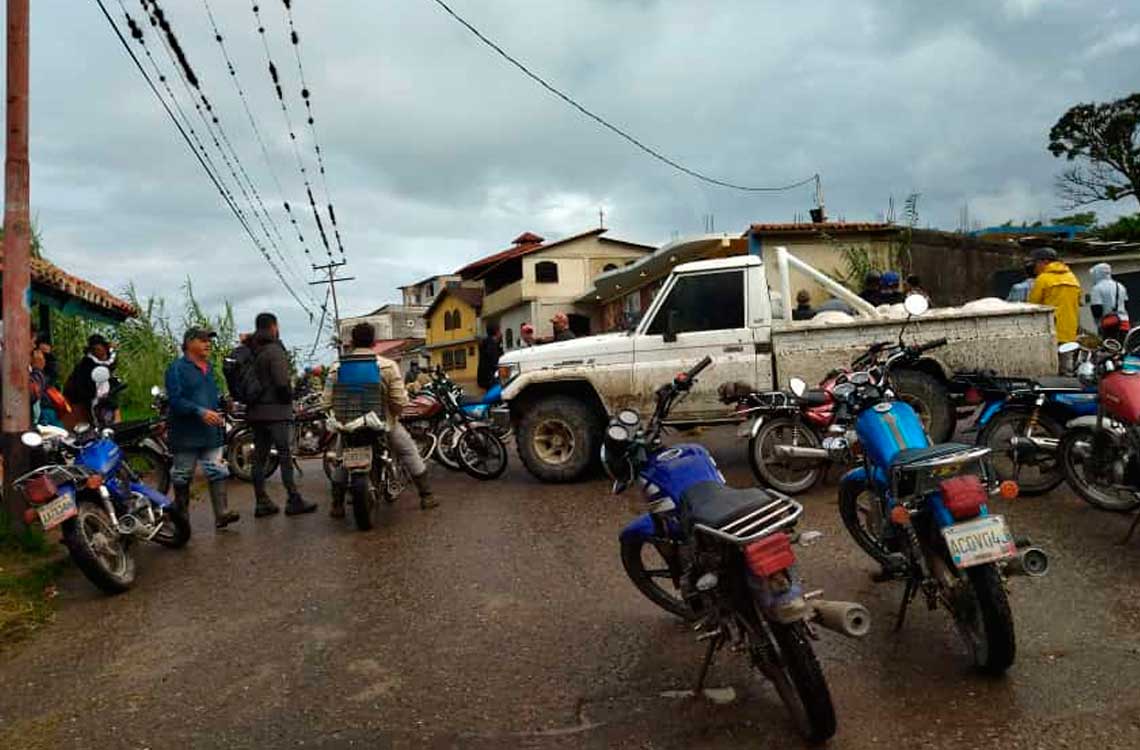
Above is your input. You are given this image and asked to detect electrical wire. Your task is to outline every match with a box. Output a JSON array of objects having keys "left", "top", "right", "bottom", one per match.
[
  {"left": 428, "top": 0, "right": 819, "bottom": 193},
  {"left": 279, "top": 0, "right": 347, "bottom": 261},
  {"left": 199, "top": 0, "right": 318, "bottom": 276},
  {"left": 307, "top": 287, "right": 331, "bottom": 360},
  {"left": 94, "top": 0, "right": 314, "bottom": 318},
  {"left": 250, "top": 0, "right": 336, "bottom": 264}
]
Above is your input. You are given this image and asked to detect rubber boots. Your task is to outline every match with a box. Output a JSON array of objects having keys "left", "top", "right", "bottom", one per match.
[
  {"left": 209, "top": 480, "right": 240, "bottom": 529},
  {"left": 285, "top": 493, "right": 318, "bottom": 516},
  {"left": 329, "top": 483, "right": 346, "bottom": 519},
  {"left": 174, "top": 484, "right": 191, "bottom": 514},
  {"left": 413, "top": 471, "right": 438, "bottom": 510}
]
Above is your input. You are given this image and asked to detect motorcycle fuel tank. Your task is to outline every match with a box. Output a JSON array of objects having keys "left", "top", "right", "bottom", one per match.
[
  {"left": 79, "top": 437, "right": 122, "bottom": 476},
  {"left": 1100, "top": 371, "right": 1140, "bottom": 424},
  {"left": 855, "top": 401, "right": 929, "bottom": 468},
  {"left": 640, "top": 443, "right": 723, "bottom": 500}
]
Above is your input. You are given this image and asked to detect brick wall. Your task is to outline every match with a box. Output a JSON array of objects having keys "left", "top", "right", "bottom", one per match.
[{"left": 908, "top": 230, "right": 1024, "bottom": 305}]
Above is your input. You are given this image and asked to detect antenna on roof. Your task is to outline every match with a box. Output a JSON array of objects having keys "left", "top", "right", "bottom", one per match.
[
  {"left": 598, "top": 206, "right": 605, "bottom": 229},
  {"left": 810, "top": 175, "right": 826, "bottom": 224}
]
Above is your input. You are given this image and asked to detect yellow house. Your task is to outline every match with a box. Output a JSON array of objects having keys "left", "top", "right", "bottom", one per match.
[{"left": 423, "top": 286, "right": 484, "bottom": 388}]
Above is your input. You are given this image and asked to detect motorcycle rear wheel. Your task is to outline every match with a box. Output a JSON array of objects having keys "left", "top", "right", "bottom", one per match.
[
  {"left": 766, "top": 621, "right": 837, "bottom": 743},
  {"left": 226, "top": 430, "right": 280, "bottom": 483},
  {"left": 947, "top": 563, "right": 1016, "bottom": 675},
  {"left": 349, "top": 472, "right": 375, "bottom": 531},
  {"left": 62, "top": 503, "right": 136, "bottom": 594},
  {"left": 976, "top": 408, "right": 1064, "bottom": 496},
  {"left": 749, "top": 416, "right": 823, "bottom": 494},
  {"left": 619, "top": 537, "right": 692, "bottom": 620},
  {"left": 457, "top": 427, "right": 508, "bottom": 480},
  {"left": 1059, "top": 427, "right": 1140, "bottom": 512},
  {"left": 433, "top": 425, "right": 464, "bottom": 472}
]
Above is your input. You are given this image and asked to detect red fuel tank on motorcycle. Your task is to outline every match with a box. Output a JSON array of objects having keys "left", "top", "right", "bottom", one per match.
[{"left": 1100, "top": 371, "right": 1140, "bottom": 424}]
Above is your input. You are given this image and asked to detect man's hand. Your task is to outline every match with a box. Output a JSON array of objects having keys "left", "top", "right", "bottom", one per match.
[{"left": 202, "top": 409, "right": 225, "bottom": 427}]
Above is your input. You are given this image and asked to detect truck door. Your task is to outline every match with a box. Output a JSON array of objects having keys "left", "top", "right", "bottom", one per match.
[{"left": 632, "top": 268, "right": 756, "bottom": 420}]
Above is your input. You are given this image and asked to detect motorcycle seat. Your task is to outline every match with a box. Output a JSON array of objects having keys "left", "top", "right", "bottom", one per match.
[
  {"left": 891, "top": 442, "right": 976, "bottom": 468},
  {"left": 800, "top": 389, "right": 829, "bottom": 406},
  {"left": 1034, "top": 376, "right": 1083, "bottom": 391},
  {"left": 110, "top": 419, "right": 155, "bottom": 444},
  {"left": 459, "top": 394, "right": 490, "bottom": 406},
  {"left": 682, "top": 481, "right": 777, "bottom": 530}
]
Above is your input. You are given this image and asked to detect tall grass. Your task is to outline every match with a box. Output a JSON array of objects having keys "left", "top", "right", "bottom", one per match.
[{"left": 48, "top": 279, "right": 236, "bottom": 420}]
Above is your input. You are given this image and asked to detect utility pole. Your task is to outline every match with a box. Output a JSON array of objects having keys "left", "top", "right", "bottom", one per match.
[
  {"left": 309, "top": 260, "right": 354, "bottom": 351},
  {"left": 2, "top": 0, "right": 31, "bottom": 533}
]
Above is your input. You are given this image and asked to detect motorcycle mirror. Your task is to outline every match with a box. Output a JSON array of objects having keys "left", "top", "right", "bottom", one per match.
[
  {"left": 903, "top": 294, "right": 929, "bottom": 317},
  {"left": 150, "top": 385, "right": 162, "bottom": 397},
  {"left": 91, "top": 366, "right": 111, "bottom": 384},
  {"left": 789, "top": 377, "right": 807, "bottom": 397},
  {"left": 1057, "top": 342, "right": 1081, "bottom": 354},
  {"left": 20, "top": 431, "right": 43, "bottom": 449}
]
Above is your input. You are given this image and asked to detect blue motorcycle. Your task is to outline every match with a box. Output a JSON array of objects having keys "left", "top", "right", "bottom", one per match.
[
  {"left": 15, "top": 423, "right": 190, "bottom": 594},
  {"left": 950, "top": 369, "right": 1096, "bottom": 495},
  {"left": 602, "top": 356, "right": 870, "bottom": 743},
  {"left": 459, "top": 381, "right": 512, "bottom": 440},
  {"left": 831, "top": 297, "right": 1047, "bottom": 674}
]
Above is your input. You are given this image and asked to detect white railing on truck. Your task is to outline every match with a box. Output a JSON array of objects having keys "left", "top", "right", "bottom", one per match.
[{"left": 775, "top": 246, "right": 882, "bottom": 322}]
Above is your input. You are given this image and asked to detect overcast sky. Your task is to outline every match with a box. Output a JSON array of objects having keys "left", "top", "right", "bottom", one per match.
[{"left": 6, "top": 0, "right": 1139, "bottom": 355}]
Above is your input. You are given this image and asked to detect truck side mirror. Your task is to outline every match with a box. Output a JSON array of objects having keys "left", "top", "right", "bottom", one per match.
[{"left": 663, "top": 310, "right": 680, "bottom": 343}]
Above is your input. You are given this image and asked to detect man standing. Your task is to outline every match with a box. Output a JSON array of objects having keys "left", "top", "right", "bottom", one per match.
[
  {"left": 550, "top": 312, "right": 576, "bottom": 342},
  {"left": 249, "top": 312, "right": 316, "bottom": 517},
  {"left": 792, "top": 290, "right": 815, "bottom": 320},
  {"left": 859, "top": 270, "right": 883, "bottom": 306},
  {"left": 519, "top": 323, "right": 536, "bottom": 347},
  {"left": 1027, "top": 247, "right": 1082, "bottom": 371},
  {"left": 879, "top": 271, "right": 905, "bottom": 305},
  {"left": 63, "top": 333, "right": 119, "bottom": 427},
  {"left": 1089, "top": 262, "right": 1130, "bottom": 340},
  {"left": 324, "top": 322, "right": 437, "bottom": 513},
  {"left": 477, "top": 322, "right": 503, "bottom": 391},
  {"left": 1006, "top": 261, "right": 1038, "bottom": 303},
  {"left": 166, "top": 327, "right": 239, "bottom": 529}
]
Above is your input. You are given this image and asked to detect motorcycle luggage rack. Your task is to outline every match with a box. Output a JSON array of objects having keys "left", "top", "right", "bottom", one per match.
[{"left": 695, "top": 491, "right": 803, "bottom": 545}]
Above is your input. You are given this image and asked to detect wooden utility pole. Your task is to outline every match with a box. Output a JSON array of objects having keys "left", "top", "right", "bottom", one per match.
[
  {"left": 309, "top": 260, "right": 354, "bottom": 351},
  {"left": 2, "top": 0, "right": 31, "bottom": 532}
]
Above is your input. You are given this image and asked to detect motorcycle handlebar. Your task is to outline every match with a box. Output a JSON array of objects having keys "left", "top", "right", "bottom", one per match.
[
  {"left": 683, "top": 355, "right": 713, "bottom": 383},
  {"left": 915, "top": 337, "right": 948, "bottom": 354}
]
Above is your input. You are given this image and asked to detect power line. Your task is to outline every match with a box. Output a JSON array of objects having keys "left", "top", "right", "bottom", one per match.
[
  {"left": 428, "top": 0, "right": 819, "bottom": 194},
  {"left": 138, "top": 0, "right": 314, "bottom": 296},
  {"left": 279, "top": 0, "right": 347, "bottom": 261},
  {"left": 250, "top": 0, "right": 336, "bottom": 264},
  {"left": 199, "top": 0, "right": 318, "bottom": 277},
  {"left": 94, "top": 0, "right": 314, "bottom": 317}
]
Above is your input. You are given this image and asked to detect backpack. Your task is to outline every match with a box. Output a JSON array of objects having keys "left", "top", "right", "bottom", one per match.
[{"left": 223, "top": 344, "right": 264, "bottom": 405}]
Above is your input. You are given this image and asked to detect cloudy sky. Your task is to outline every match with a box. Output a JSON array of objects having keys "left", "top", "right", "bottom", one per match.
[{"left": 7, "top": 0, "right": 1140, "bottom": 354}]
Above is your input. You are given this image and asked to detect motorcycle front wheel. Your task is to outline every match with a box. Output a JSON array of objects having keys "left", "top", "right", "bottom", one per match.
[
  {"left": 62, "top": 503, "right": 136, "bottom": 594},
  {"left": 976, "top": 408, "right": 1064, "bottom": 496},
  {"left": 749, "top": 417, "right": 823, "bottom": 495},
  {"left": 1059, "top": 427, "right": 1140, "bottom": 512},
  {"left": 764, "top": 621, "right": 837, "bottom": 743},
  {"left": 456, "top": 427, "right": 508, "bottom": 480}
]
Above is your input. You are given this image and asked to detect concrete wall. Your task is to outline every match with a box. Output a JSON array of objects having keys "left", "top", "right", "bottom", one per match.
[{"left": 907, "top": 230, "right": 1023, "bottom": 306}]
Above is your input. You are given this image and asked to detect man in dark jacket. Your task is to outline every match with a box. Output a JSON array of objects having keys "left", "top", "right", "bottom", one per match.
[
  {"left": 63, "top": 333, "right": 119, "bottom": 427},
  {"left": 476, "top": 322, "right": 503, "bottom": 390},
  {"left": 249, "top": 312, "right": 316, "bottom": 517},
  {"left": 166, "top": 327, "right": 239, "bottom": 529}
]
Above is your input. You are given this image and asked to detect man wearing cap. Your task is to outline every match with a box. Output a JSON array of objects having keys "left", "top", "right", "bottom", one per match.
[
  {"left": 550, "top": 312, "right": 576, "bottom": 342},
  {"left": 879, "top": 271, "right": 905, "bottom": 305},
  {"left": 166, "top": 327, "right": 239, "bottom": 529},
  {"left": 1027, "top": 246, "right": 1082, "bottom": 371}
]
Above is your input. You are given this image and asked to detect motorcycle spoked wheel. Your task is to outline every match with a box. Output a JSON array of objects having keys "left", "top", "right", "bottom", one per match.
[
  {"left": 975, "top": 408, "right": 1064, "bottom": 496},
  {"left": 619, "top": 537, "right": 693, "bottom": 620},
  {"left": 456, "top": 427, "right": 508, "bottom": 480},
  {"left": 756, "top": 621, "right": 837, "bottom": 743},
  {"left": 349, "top": 472, "right": 376, "bottom": 531},
  {"left": 749, "top": 416, "right": 824, "bottom": 494},
  {"left": 62, "top": 503, "right": 136, "bottom": 594},
  {"left": 226, "top": 430, "right": 280, "bottom": 483},
  {"left": 934, "top": 557, "right": 1017, "bottom": 675},
  {"left": 433, "top": 425, "right": 464, "bottom": 472},
  {"left": 838, "top": 479, "right": 897, "bottom": 567},
  {"left": 1058, "top": 427, "right": 1140, "bottom": 512}
]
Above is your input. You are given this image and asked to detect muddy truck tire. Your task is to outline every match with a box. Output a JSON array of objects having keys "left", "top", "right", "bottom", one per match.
[
  {"left": 891, "top": 368, "right": 955, "bottom": 443},
  {"left": 517, "top": 395, "right": 600, "bottom": 483}
]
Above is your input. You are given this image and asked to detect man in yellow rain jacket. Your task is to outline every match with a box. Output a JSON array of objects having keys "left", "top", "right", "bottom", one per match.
[{"left": 1027, "top": 246, "right": 1082, "bottom": 372}]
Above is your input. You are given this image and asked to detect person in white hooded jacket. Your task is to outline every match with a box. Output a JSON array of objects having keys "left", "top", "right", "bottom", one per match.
[{"left": 1089, "top": 262, "right": 1130, "bottom": 338}]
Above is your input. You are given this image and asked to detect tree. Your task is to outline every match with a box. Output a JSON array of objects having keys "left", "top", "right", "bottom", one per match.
[
  {"left": 1051, "top": 211, "right": 1097, "bottom": 227},
  {"left": 1049, "top": 93, "right": 1140, "bottom": 208}
]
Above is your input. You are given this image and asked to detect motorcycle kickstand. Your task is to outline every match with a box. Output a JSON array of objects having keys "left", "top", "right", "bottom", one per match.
[
  {"left": 893, "top": 578, "right": 919, "bottom": 632},
  {"left": 692, "top": 633, "right": 724, "bottom": 696}
]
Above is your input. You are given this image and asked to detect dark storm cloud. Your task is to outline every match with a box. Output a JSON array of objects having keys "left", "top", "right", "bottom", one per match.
[{"left": 5, "top": 0, "right": 1139, "bottom": 353}]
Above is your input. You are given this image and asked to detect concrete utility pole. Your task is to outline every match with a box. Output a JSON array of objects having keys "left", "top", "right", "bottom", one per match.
[
  {"left": 2, "top": 0, "right": 31, "bottom": 532},
  {"left": 309, "top": 260, "right": 354, "bottom": 350}
]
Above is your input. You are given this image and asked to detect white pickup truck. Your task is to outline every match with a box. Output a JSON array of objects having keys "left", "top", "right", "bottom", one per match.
[{"left": 498, "top": 246, "right": 1058, "bottom": 483}]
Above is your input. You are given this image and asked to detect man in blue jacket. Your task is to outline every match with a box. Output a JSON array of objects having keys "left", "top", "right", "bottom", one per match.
[{"left": 166, "top": 327, "right": 239, "bottom": 529}]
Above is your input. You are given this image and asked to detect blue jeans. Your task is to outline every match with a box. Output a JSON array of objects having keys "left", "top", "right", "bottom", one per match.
[{"left": 172, "top": 446, "right": 229, "bottom": 487}]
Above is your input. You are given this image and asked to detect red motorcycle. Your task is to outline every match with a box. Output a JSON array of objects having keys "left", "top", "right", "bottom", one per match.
[{"left": 1057, "top": 337, "right": 1140, "bottom": 528}]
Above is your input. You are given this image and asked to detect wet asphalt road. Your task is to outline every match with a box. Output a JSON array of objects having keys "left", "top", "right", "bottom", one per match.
[{"left": 2, "top": 429, "right": 1140, "bottom": 749}]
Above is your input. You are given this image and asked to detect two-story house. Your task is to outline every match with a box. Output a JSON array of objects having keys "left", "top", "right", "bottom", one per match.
[
  {"left": 423, "top": 286, "right": 484, "bottom": 388},
  {"left": 398, "top": 273, "right": 462, "bottom": 308},
  {"left": 457, "top": 228, "right": 653, "bottom": 350}
]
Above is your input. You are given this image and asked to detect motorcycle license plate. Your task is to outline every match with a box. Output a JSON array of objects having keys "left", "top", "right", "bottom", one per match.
[
  {"left": 342, "top": 446, "right": 372, "bottom": 470},
  {"left": 37, "top": 491, "right": 78, "bottom": 530},
  {"left": 942, "top": 515, "right": 1017, "bottom": 569}
]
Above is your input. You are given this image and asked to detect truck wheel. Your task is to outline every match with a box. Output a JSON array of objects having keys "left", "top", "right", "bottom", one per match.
[
  {"left": 892, "top": 369, "right": 954, "bottom": 442},
  {"left": 518, "top": 396, "right": 598, "bottom": 483}
]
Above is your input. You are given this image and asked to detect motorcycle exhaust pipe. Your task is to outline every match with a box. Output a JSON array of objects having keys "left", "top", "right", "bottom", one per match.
[
  {"left": 1005, "top": 545, "right": 1049, "bottom": 578},
  {"left": 771, "top": 445, "right": 829, "bottom": 461},
  {"left": 810, "top": 599, "right": 872, "bottom": 638}
]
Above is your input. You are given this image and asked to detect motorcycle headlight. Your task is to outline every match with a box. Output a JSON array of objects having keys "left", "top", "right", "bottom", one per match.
[
  {"left": 606, "top": 423, "right": 631, "bottom": 443},
  {"left": 617, "top": 409, "right": 640, "bottom": 428}
]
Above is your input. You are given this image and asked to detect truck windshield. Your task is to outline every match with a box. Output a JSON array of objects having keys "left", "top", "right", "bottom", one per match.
[{"left": 647, "top": 270, "right": 745, "bottom": 335}]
